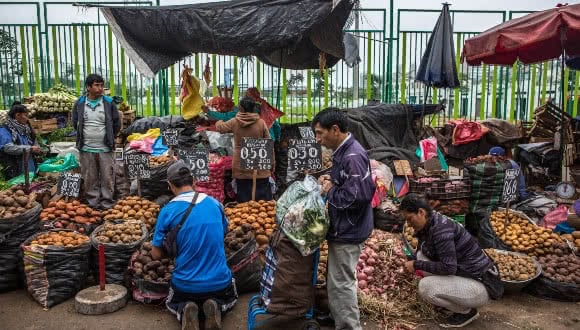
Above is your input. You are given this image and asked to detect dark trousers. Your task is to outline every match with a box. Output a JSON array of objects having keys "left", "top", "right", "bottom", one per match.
[
  {"left": 166, "top": 279, "right": 238, "bottom": 322},
  {"left": 236, "top": 178, "right": 273, "bottom": 202}
]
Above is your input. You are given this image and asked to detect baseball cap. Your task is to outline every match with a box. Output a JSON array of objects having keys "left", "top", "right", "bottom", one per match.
[
  {"left": 488, "top": 146, "right": 506, "bottom": 156},
  {"left": 166, "top": 160, "right": 192, "bottom": 182}
]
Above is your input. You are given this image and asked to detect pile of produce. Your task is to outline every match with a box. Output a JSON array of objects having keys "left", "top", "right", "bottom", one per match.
[
  {"left": 464, "top": 155, "right": 506, "bottom": 164},
  {"left": 207, "top": 96, "right": 235, "bottom": 113},
  {"left": 118, "top": 102, "right": 131, "bottom": 113},
  {"left": 101, "top": 196, "right": 160, "bottom": 231},
  {"left": 94, "top": 221, "right": 144, "bottom": 244},
  {"left": 40, "top": 200, "right": 101, "bottom": 225},
  {"left": 0, "top": 110, "right": 8, "bottom": 125},
  {"left": 429, "top": 199, "right": 469, "bottom": 216},
  {"left": 150, "top": 155, "right": 173, "bottom": 167},
  {"left": 25, "top": 84, "right": 76, "bottom": 114},
  {"left": 224, "top": 224, "right": 254, "bottom": 258},
  {"left": 561, "top": 231, "right": 580, "bottom": 249},
  {"left": 321, "top": 147, "right": 332, "bottom": 169},
  {"left": 485, "top": 249, "right": 538, "bottom": 282},
  {"left": 490, "top": 210, "right": 564, "bottom": 255},
  {"left": 195, "top": 154, "right": 228, "bottom": 202},
  {"left": 317, "top": 241, "right": 328, "bottom": 284},
  {"left": 225, "top": 200, "right": 277, "bottom": 250},
  {"left": 0, "top": 187, "right": 39, "bottom": 218},
  {"left": 131, "top": 242, "right": 174, "bottom": 283},
  {"left": 538, "top": 254, "right": 580, "bottom": 285},
  {"left": 404, "top": 225, "right": 418, "bottom": 250},
  {"left": 356, "top": 230, "right": 435, "bottom": 328},
  {"left": 29, "top": 231, "right": 89, "bottom": 247}
]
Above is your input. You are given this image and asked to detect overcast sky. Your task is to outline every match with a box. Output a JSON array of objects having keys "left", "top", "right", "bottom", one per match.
[{"left": 0, "top": 0, "right": 573, "bottom": 31}]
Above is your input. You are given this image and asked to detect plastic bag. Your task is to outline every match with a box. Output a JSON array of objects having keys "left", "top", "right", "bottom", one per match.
[
  {"left": 370, "top": 159, "right": 392, "bottom": 208},
  {"left": 180, "top": 69, "right": 204, "bottom": 120},
  {"left": 127, "top": 128, "right": 161, "bottom": 142},
  {"left": 140, "top": 160, "right": 175, "bottom": 200},
  {"left": 227, "top": 236, "right": 261, "bottom": 294},
  {"left": 151, "top": 136, "right": 169, "bottom": 156},
  {"left": 38, "top": 153, "right": 80, "bottom": 172},
  {"left": 129, "top": 137, "right": 156, "bottom": 154},
  {"left": 0, "top": 203, "right": 41, "bottom": 292},
  {"left": 7, "top": 172, "right": 36, "bottom": 185},
  {"left": 542, "top": 205, "right": 568, "bottom": 230},
  {"left": 523, "top": 275, "right": 580, "bottom": 302},
  {"left": 90, "top": 221, "right": 148, "bottom": 285},
  {"left": 276, "top": 176, "right": 329, "bottom": 256},
  {"left": 21, "top": 230, "right": 91, "bottom": 308},
  {"left": 206, "top": 131, "right": 234, "bottom": 155}
]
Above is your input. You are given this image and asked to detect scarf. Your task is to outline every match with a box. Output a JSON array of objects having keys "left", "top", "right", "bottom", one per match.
[{"left": 5, "top": 118, "right": 35, "bottom": 145}]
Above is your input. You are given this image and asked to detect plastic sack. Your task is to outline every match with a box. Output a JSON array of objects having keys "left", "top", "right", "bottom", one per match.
[
  {"left": 180, "top": 68, "right": 204, "bottom": 120},
  {"left": 21, "top": 230, "right": 91, "bottom": 308},
  {"left": 7, "top": 172, "right": 36, "bottom": 185},
  {"left": 151, "top": 136, "right": 169, "bottom": 156},
  {"left": 370, "top": 159, "right": 392, "bottom": 208},
  {"left": 90, "top": 220, "right": 148, "bottom": 285},
  {"left": 38, "top": 153, "right": 80, "bottom": 173},
  {"left": 477, "top": 212, "right": 512, "bottom": 250},
  {"left": 276, "top": 176, "right": 329, "bottom": 256},
  {"left": 129, "top": 137, "right": 156, "bottom": 154},
  {"left": 418, "top": 137, "right": 438, "bottom": 162},
  {"left": 523, "top": 275, "right": 580, "bottom": 302},
  {"left": 140, "top": 159, "right": 175, "bottom": 201},
  {"left": 195, "top": 156, "right": 226, "bottom": 202},
  {"left": 227, "top": 236, "right": 261, "bottom": 294},
  {"left": 542, "top": 205, "right": 568, "bottom": 230},
  {"left": 246, "top": 88, "right": 284, "bottom": 129},
  {"left": 0, "top": 203, "right": 41, "bottom": 292},
  {"left": 206, "top": 131, "right": 234, "bottom": 155},
  {"left": 127, "top": 128, "right": 161, "bottom": 142}
]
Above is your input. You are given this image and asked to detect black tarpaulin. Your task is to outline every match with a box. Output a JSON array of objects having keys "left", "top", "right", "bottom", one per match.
[{"left": 100, "top": 0, "right": 360, "bottom": 78}]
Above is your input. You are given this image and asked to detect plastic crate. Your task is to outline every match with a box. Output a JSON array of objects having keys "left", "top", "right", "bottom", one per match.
[{"left": 409, "top": 177, "right": 471, "bottom": 200}]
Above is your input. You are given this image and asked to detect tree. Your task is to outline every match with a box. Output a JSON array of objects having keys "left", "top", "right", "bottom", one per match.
[
  {"left": 0, "top": 29, "right": 20, "bottom": 75},
  {"left": 286, "top": 73, "right": 304, "bottom": 93}
]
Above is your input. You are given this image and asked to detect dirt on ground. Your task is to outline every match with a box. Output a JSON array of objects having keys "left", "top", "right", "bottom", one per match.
[{"left": 0, "top": 289, "right": 578, "bottom": 330}]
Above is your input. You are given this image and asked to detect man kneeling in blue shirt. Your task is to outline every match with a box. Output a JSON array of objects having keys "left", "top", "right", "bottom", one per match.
[{"left": 152, "top": 160, "right": 237, "bottom": 330}]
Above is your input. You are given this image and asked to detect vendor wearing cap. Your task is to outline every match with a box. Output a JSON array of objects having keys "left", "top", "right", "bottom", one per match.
[
  {"left": 151, "top": 160, "right": 236, "bottom": 330},
  {"left": 489, "top": 146, "right": 530, "bottom": 201},
  {"left": 0, "top": 101, "right": 43, "bottom": 179}
]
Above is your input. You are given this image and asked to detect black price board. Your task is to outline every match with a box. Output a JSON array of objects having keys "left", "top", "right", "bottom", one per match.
[
  {"left": 57, "top": 172, "right": 82, "bottom": 197},
  {"left": 163, "top": 128, "right": 179, "bottom": 146},
  {"left": 288, "top": 139, "right": 322, "bottom": 171},
  {"left": 299, "top": 126, "right": 315, "bottom": 139},
  {"left": 240, "top": 138, "right": 274, "bottom": 170},
  {"left": 502, "top": 168, "right": 521, "bottom": 203},
  {"left": 177, "top": 148, "right": 210, "bottom": 182},
  {"left": 124, "top": 153, "right": 151, "bottom": 179}
]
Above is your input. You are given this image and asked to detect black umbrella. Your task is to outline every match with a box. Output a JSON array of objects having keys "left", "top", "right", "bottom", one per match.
[{"left": 416, "top": 3, "right": 459, "bottom": 126}]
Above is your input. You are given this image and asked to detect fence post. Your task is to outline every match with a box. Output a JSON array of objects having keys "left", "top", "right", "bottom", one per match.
[
  {"left": 366, "top": 32, "right": 372, "bottom": 101},
  {"left": 212, "top": 54, "right": 217, "bottom": 97},
  {"left": 509, "top": 61, "right": 517, "bottom": 122},
  {"left": 491, "top": 66, "right": 498, "bottom": 118},
  {"left": 121, "top": 48, "right": 127, "bottom": 101},
  {"left": 107, "top": 27, "right": 115, "bottom": 96},
  {"left": 256, "top": 59, "right": 261, "bottom": 91},
  {"left": 324, "top": 68, "right": 329, "bottom": 108},
  {"left": 400, "top": 32, "right": 407, "bottom": 104},
  {"left": 233, "top": 57, "right": 239, "bottom": 104},
  {"left": 51, "top": 26, "right": 59, "bottom": 86},
  {"left": 282, "top": 69, "right": 287, "bottom": 115},
  {"left": 573, "top": 72, "right": 579, "bottom": 117},
  {"left": 170, "top": 64, "right": 176, "bottom": 114},
  {"left": 32, "top": 26, "right": 41, "bottom": 93},
  {"left": 19, "top": 27, "right": 30, "bottom": 98},
  {"left": 146, "top": 87, "right": 152, "bottom": 117},
  {"left": 195, "top": 53, "right": 200, "bottom": 78},
  {"left": 387, "top": 1, "right": 394, "bottom": 103},
  {"left": 563, "top": 67, "right": 570, "bottom": 113},
  {"left": 541, "top": 62, "right": 548, "bottom": 104},
  {"left": 84, "top": 25, "right": 92, "bottom": 74},
  {"left": 73, "top": 26, "right": 81, "bottom": 95},
  {"left": 528, "top": 64, "right": 537, "bottom": 120},
  {"left": 453, "top": 33, "right": 461, "bottom": 118},
  {"left": 479, "top": 64, "right": 487, "bottom": 120},
  {"left": 307, "top": 69, "right": 312, "bottom": 120}
]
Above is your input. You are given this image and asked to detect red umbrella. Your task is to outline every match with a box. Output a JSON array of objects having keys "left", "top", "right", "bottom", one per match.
[{"left": 463, "top": 3, "right": 580, "bottom": 65}]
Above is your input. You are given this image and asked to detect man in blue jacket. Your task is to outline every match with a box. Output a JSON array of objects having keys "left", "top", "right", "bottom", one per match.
[
  {"left": 72, "top": 74, "right": 121, "bottom": 210},
  {"left": 313, "top": 108, "right": 375, "bottom": 330}
]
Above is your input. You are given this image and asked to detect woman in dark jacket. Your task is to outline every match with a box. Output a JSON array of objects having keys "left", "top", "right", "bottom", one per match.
[{"left": 0, "top": 102, "right": 42, "bottom": 179}]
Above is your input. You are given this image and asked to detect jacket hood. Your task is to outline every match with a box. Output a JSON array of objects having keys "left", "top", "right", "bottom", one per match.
[{"left": 236, "top": 112, "right": 260, "bottom": 127}]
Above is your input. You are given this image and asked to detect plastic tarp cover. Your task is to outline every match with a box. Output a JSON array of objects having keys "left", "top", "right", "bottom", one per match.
[{"left": 100, "top": 0, "right": 359, "bottom": 78}]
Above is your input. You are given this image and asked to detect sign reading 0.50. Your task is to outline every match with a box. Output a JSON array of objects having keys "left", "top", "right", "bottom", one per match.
[{"left": 240, "top": 138, "right": 274, "bottom": 170}]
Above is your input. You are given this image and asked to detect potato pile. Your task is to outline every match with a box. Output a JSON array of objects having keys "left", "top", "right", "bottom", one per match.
[
  {"left": 561, "top": 231, "right": 580, "bottom": 249},
  {"left": 132, "top": 242, "right": 174, "bottom": 283},
  {"left": 150, "top": 155, "right": 173, "bottom": 167},
  {"left": 225, "top": 224, "right": 254, "bottom": 257},
  {"left": 485, "top": 249, "right": 538, "bottom": 282},
  {"left": 538, "top": 254, "right": 580, "bottom": 285},
  {"left": 29, "top": 231, "right": 89, "bottom": 248},
  {"left": 404, "top": 225, "right": 418, "bottom": 250},
  {"left": 464, "top": 155, "right": 505, "bottom": 164},
  {"left": 317, "top": 241, "right": 328, "bottom": 284},
  {"left": 101, "top": 196, "right": 160, "bottom": 231},
  {"left": 40, "top": 200, "right": 101, "bottom": 224},
  {"left": 0, "top": 187, "right": 37, "bottom": 219},
  {"left": 94, "top": 221, "right": 144, "bottom": 244},
  {"left": 490, "top": 210, "right": 564, "bottom": 255},
  {"left": 225, "top": 200, "right": 277, "bottom": 249}
]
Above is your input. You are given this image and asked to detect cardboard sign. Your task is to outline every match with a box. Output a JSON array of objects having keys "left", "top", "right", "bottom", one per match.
[
  {"left": 502, "top": 168, "right": 521, "bottom": 203},
  {"left": 163, "top": 128, "right": 179, "bottom": 146},
  {"left": 288, "top": 139, "right": 322, "bottom": 171},
  {"left": 57, "top": 172, "right": 81, "bottom": 197},
  {"left": 124, "top": 153, "right": 151, "bottom": 179},
  {"left": 240, "top": 138, "right": 274, "bottom": 170},
  {"left": 177, "top": 148, "right": 210, "bottom": 182},
  {"left": 299, "top": 126, "right": 315, "bottom": 139},
  {"left": 393, "top": 160, "right": 413, "bottom": 176}
]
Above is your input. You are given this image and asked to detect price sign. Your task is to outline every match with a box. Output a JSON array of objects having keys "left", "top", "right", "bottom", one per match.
[
  {"left": 288, "top": 139, "right": 322, "bottom": 171},
  {"left": 124, "top": 152, "right": 151, "bottom": 179},
  {"left": 240, "top": 138, "right": 274, "bottom": 170},
  {"left": 299, "top": 126, "right": 315, "bottom": 139},
  {"left": 57, "top": 172, "right": 82, "bottom": 197},
  {"left": 502, "top": 168, "right": 520, "bottom": 203},
  {"left": 163, "top": 128, "right": 179, "bottom": 146},
  {"left": 177, "top": 148, "right": 210, "bottom": 182}
]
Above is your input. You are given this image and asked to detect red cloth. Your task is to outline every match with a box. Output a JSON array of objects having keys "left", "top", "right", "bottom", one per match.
[
  {"left": 449, "top": 119, "right": 489, "bottom": 146},
  {"left": 462, "top": 4, "right": 580, "bottom": 65},
  {"left": 246, "top": 87, "right": 284, "bottom": 128}
]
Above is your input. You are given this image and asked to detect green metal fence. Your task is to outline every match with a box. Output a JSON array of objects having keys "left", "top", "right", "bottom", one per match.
[{"left": 1, "top": 1, "right": 577, "bottom": 123}]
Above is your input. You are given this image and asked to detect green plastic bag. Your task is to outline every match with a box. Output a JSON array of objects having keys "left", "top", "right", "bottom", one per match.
[
  {"left": 38, "top": 153, "right": 79, "bottom": 172},
  {"left": 8, "top": 172, "right": 36, "bottom": 185}
]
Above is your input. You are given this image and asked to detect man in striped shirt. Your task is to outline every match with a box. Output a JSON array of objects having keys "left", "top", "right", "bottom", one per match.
[{"left": 400, "top": 193, "right": 494, "bottom": 328}]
